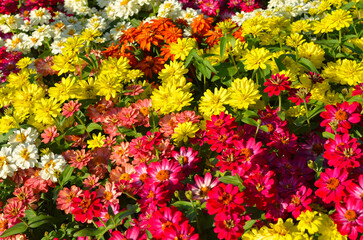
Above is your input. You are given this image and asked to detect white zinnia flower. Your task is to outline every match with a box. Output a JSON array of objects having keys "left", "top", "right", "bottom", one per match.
[
  {"left": 38, "top": 153, "right": 67, "bottom": 182},
  {"left": 8, "top": 127, "right": 39, "bottom": 147},
  {"left": 12, "top": 143, "right": 39, "bottom": 170},
  {"left": 157, "top": 0, "right": 182, "bottom": 19},
  {"left": 0, "top": 147, "right": 17, "bottom": 179},
  {"left": 29, "top": 8, "right": 52, "bottom": 25}
]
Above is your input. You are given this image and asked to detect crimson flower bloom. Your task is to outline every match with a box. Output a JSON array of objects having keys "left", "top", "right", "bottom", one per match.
[
  {"left": 332, "top": 198, "right": 363, "bottom": 240},
  {"left": 189, "top": 172, "right": 219, "bottom": 201},
  {"left": 206, "top": 183, "right": 245, "bottom": 215},
  {"left": 352, "top": 83, "right": 363, "bottom": 96},
  {"left": 71, "top": 190, "right": 103, "bottom": 223},
  {"left": 206, "top": 112, "right": 237, "bottom": 131},
  {"left": 315, "top": 167, "right": 350, "bottom": 204},
  {"left": 164, "top": 221, "right": 199, "bottom": 240},
  {"left": 214, "top": 211, "right": 250, "bottom": 240},
  {"left": 286, "top": 185, "right": 315, "bottom": 219},
  {"left": 320, "top": 102, "right": 361, "bottom": 133},
  {"left": 323, "top": 133, "right": 363, "bottom": 169},
  {"left": 263, "top": 73, "right": 291, "bottom": 97}
]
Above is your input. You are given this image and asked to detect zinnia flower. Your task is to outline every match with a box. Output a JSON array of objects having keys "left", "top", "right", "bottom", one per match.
[{"left": 71, "top": 190, "right": 103, "bottom": 223}]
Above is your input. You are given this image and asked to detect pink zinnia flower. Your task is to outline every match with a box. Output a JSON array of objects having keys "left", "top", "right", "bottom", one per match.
[
  {"left": 286, "top": 185, "right": 315, "bottom": 219},
  {"left": 176, "top": 110, "right": 200, "bottom": 124},
  {"left": 138, "top": 183, "right": 170, "bottom": 212},
  {"left": 333, "top": 198, "right": 363, "bottom": 240},
  {"left": 189, "top": 172, "right": 219, "bottom": 201},
  {"left": 320, "top": 102, "right": 361, "bottom": 133},
  {"left": 110, "top": 142, "right": 130, "bottom": 166},
  {"left": 352, "top": 83, "right": 363, "bottom": 96},
  {"left": 62, "top": 100, "right": 81, "bottom": 118},
  {"left": 315, "top": 167, "right": 350, "bottom": 204},
  {"left": 263, "top": 73, "right": 291, "bottom": 97},
  {"left": 124, "top": 84, "right": 144, "bottom": 96},
  {"left": 63, "top": 149, "right": 92, "bottom": 170},
  {"left": 206, "top": 112, "right": 237, "bottom": 132},
  {"left": 119, "top": 106, "right": 139, "bottom": 129},
  {"left": 41, "top": 125, "right": 59, "bottom": 144},
  {"left": 164, "top": 221, "right": 199, "bottom": 240},
  {"left": 288, "top": 88, "right": 311, "bottom": 106},
  {"left": 71, "top": 190, "right": 103, "bottom": 223},
  {"left": 0, "top": 213, "right": 9, "bottom": 235},
  {"left": 347, "top": 174, "right": 363, "bottom": 202},
  {"left": 206, "top": 183, "right": 245, "bottom": 215},
  {"left": 3, "top": 201, "right": 26, "bottom": 224},
  {"left": 83, "top": 175, "right": 100, "bottom": 189},
  {"left": 172, "top": 146, "right": 201, "bottom": 175},
  {"left": 159, "top": 113, "right": 178, "bottom": 137}
]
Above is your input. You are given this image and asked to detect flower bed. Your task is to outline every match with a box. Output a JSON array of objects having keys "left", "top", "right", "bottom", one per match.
[{"left": 0, "top": 0, "right": 363, "bottom": 239}]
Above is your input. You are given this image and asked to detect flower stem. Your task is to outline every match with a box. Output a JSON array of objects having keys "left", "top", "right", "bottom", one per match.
[
  {"left": 278, "top": 94, "right": 282, "bottom": 113},
  {"left": 303, "top": 99, "right": 310, "bottom": 129},
  {"left": 339, "top": 30, "right": 342, "bottom": 54}
]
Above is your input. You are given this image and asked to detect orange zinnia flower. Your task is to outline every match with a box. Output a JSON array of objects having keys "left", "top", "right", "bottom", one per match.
[
  {"left": 119, "top": 27, "right": 139, "bottom": 45},
  {"left": 233, "top": 28, "right": 245, "bottom": 42},
  {"left": 135, "top": 22, "right": 164, "bottom": 51},
  {"left": 191, "top": 14, "right": 213, "bottom": 36},
  {"left": 204, "top": 28, "right": 223, "bottom": 47},
  {"left": 162, "top": 25, "right": 183, "bottom": 44},
  {"left": 136, "top": 55, "right": 165, "bottom": 78}
]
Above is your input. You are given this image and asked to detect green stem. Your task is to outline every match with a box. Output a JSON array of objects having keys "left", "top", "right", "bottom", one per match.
[
  {"left": 303, "top": 99, "right": 310, "bottom": 129},
  {"left": 278, "top": 94, "right": 282, "bottom": 113},
  {"left": 339, "top": 30, "right": 342, "bottom": 54},
  {"left": 125, "top": 191, "right": 137, "bottom": 201}
]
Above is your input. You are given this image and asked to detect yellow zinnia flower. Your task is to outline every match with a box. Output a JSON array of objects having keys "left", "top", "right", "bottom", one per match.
[
  {"left": 227, "top": 77, "right": 261, "bottom": 110},
  {"left": 169, "top": 38, "right": 196, "bottom": 61},
  {"left": 199, "top": 87, "right": 230, "bottom": 118},
  {"left": 172, "top": 122, "right": 199, "bottom": 143},
  {"left": 242, "top": 47, "right": 272, "bottom": 71}
]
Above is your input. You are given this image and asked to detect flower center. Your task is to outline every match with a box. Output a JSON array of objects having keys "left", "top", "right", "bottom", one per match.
[
  {"left": 312, "top": 143, "right": 324, "bottom": 156},
  {"left": 156, "top": 170, "right": 170, "bottom": 181},
  {"left": 291, "top": 195, "right": 301, "bottom": 205},
  {"left": 20, "top": 149, "right": 30, "bottom": 160},
  {"left": 218, "top": 192, "right": 233, "bottom": 205},
  {"left": 79, "top": 198, "right": 92, "bottom": 213},
  {"left": 0, "top": 156, "right": 7, "bottom": 167},
  {"left": 327, "top": 178, "right": 340, "bottom": 190},
  {"left": 224, "top": 219, "right": 235, "bottom": 229},
  {"left": 162, "top": 221, "right": 173, "bottom": 231},
  {"left": 16, "top": 133, "right": 27, "bottom": 142},
  {"left": 103, "top": 191, "right": 112, "bottom": 201},
  {"left": 214, "top": 119, "right": 224, "bottom": 127},
  {"left": 344, "top": 210, "right": 357, "bottom": 221},
  {"left": 218, "top": 134, "right": 228, "bottom": 142},
  {"left": 335, "top": 109, "right": 348, "bottom": 121},
  {"left": 266, "top": 123, "right": 275, "bottom": 133},
  {"left": 200, "top": 186, "right": 210, "bottom": 197},
  {"left": 0, "top": 219, "right": 8, "bottom": 231},
  {"left": 240, "top": 148, "right": 253, "bottom": 160},
  {"left": 120, "top": 173, "right": 131, "bottom": 181},
  {"left": 139, "top": 173, "right": 148, "bottom": 182},
  {"left": 147, "top": 191, "right": 155, "bottom": 199},
  {"left": 140, "top": 107, "right": 149, "bottom": 116}
]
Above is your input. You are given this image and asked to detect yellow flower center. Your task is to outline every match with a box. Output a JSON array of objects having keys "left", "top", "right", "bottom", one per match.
[
  {"left": 156, "top": 170, "right": 170, "bottom": 181},
  {"left": 344, "top": 210, "right": 357, "bottom": 221}
]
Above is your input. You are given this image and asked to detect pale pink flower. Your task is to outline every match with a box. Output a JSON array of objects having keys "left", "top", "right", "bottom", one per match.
[
  {"left": 62, "top": 100, "right": 82, "bottom": 118},
  {"left": 56, "top": 185, "right": 82, "bottom": 214},
  {"left": 83, "top": 175, "right": 100, "bottom": 189},
  {"left": 41, "top": 125, "right": 59, "bottom": 144}
]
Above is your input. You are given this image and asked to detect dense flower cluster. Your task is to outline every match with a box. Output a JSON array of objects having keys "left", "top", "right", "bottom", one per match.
[{"left": 0, "top": 0, "right": 363, "bottom": 239}]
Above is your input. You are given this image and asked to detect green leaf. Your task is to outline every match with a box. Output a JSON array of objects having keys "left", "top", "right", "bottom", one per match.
[
  {"left": 114, "top": 206, "right": 138, "bottom": 225},
  {"left": 242, "top": 117, "right": 258, "bottom": 127},
  {"left": 342, "top": 1, "right": 355, "bottom": 10},
  {"left": 220, "top": 36, "right": 227, "bottom": 58},
  {"left": 64, "top": 124, "right": 86, "bottom": 136},
  {"left": 59, "top": 165, "right": 74, "bottom": 186},
  {"left": 214, "top": 62, "right": 238, "bottom": 78},
  {"left": 25, "top": 209, "right": 36, "bottom": 219},
  {"left": 172, "top": 201, "right": 193, "bottom": 209},
  {"left": 185, "top": 49, "right": 196, "bottom": 67},
  {"left": 277, "top": 111, "right": 285, "bottom": 121},
  {"left": 218, "top": 175, "right": 243, "bottom": 187},
  {"left": 274, "top": 57, "right": 287, "bottom": 71},
  {"left": 86, "top": 122, "right": 103, "bottom": 133},
  {"left": 0, "top": 128, "right": 15, "bottom": 145},
  {"left": 243, "top": 219, "right": 257, "bottom": 231},
  {"left": 343, "top": 42, "right": 363, "bottom": 55},
  {"left": 322, "top": 132, "right": 335, "bottom": 140},
  {"left": 348, "top": 95, "right": 363, "bottom": 103},
  {"left": 28, "top": 215, "right": 54, "bottom": 228},
  {"left": 202, "top": 59, "right": 217, "bottom": 74},
  {"left": 146, "top": 230, "right": 153, "bottom": 239},
  {"left": 0, "top": 222, "right": 27, "bottom": 237},
  {"left": 130, "top": 18, "right": 141, "bottom": 27},
  {"left": 73, "top": 227, "right": 105, "bottom": 237},
  {"left": 298, "top": 57, "right": 319, "bottom": 73}
]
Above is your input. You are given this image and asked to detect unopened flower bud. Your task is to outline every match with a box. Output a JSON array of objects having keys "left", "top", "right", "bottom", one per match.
[
  {"left": 195, "top": 200, "right": 201, "bottom": 206},
  {"left": 307, "top": 160, "right": 316, "bottom": 169},
  {"left": 174, "top": 190, "right": 180, "bottom": 199},
  {"left": 185, "top": 190, "right": 193, "bottom": 201},
  {"left": 341, "top": 88, "right": 348, "bottom": 96}
]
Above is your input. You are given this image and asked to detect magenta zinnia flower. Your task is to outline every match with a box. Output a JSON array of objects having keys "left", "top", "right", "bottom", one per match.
[
  {"left": 71, "top": 190, "right": 103, "bottom": 223},
  {"left": 147, "top": 159, "right": 184, "bottom": 191},
  {"left": 315, "top": 167, "right": 350, "bottom": 204},
  {"left": 263, "top": 73, "right": 291, "bottom": 97},
  {"left": 214, "top": 211, "right": 249, "bottom": 240},
  {"left": 347, "top": 174, "right": 363, "bottom": 202},
  {"left": 323, "top": 133, "right": 363, "bottom": 169},
  {"left": 320, "top": 101, "right": 361, "bottom": 133},
  {"left": 332, "top": 198, "right": 363, "bottom": 240}
]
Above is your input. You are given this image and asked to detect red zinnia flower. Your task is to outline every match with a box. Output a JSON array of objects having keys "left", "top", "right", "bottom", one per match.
[
  {"left": 263, "top": 73, "right": 291, "bottom": 97},
  {"left": 332, "top": 198, "right": 363, "bottom": 240},
  {"left": 320, "top": 102, "right": 361, "bottom": 133},
  {"left": 347, "top": 174, "right": 363, "bottom": 202},
  {"left": 71, "top": 190, "right": 103, "bottom": 223},
  {"left": 214, "top": 211, "right": 250, "bottom": 240},
  {"left": 315, "top": 167, "right": 350, "bottom": 204},
  {"left": 206, "top": 183, "right": 245, "bottom": 215}
]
